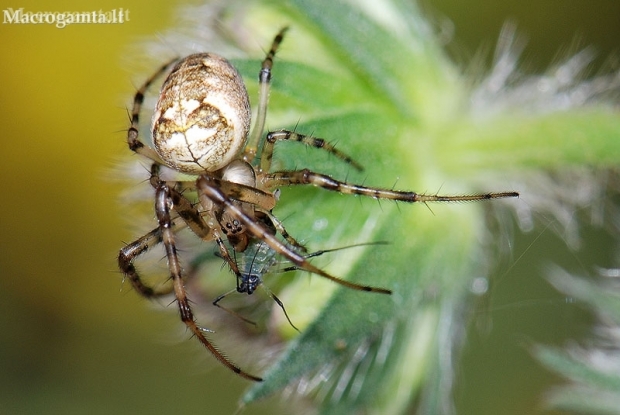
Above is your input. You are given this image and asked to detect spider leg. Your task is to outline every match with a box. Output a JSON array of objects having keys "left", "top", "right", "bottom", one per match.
[
  {"left": 148, "top": 165, "right": 237, "bottom": 256},
  {"left": 255, "top": 208, "right": 306, "bottom": 251},
  {"left": 155, "top": 182, "right": 262, "bottom": 382},
  {"left": 127, "top": 59, "right": 179, "bottom": 164},
  {"left": 118, "top": 166, "right": 219, "bottom": 296},
  {"left": 118, "top": 222, "right": 187, "bottom": 297},
  {"left": 260, "top": 130, "right": 364, "bottom": 173},
  {"left": 213, "top": 234, "right": 247, "bottom": 280},
  {"left": 244, "top": 27, "right": 289, "bottom": 164},
  {"left": 151, "top": 169, "right": 257, "bottom": 300},
  {"left": 203, "top": 177, "right": 276, "bottom": 210},
  {"left": 161, "top": 178, "right": 276, "bottom": 208},
  {"left": 148, "top": 165, "right": 277, "bottom": 273},
  {"left": 264, "top": 169, "right": 519, "bottom": 202},
  {"left": 123, "top": 164, "right": 261, "bottom": 380},
  {"left": 150, "top": 161, "right": 277, "bottom": 211},
  {"left": 197, "top": 175, "right": 392, "bottom": 295}
]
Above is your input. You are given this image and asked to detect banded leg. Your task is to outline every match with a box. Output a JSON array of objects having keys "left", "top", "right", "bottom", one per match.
[
  {"left": 155, "top": 183, "right": 262, "bottom": 382},
  {"left": 204, "top": 177, "right": 276, "bottom": 210},
  {"left": 264, "top": 169, "right": 519, "bottom": 202},
  {"left": 260, "top": 130, "right": 364, "bottom": 173},
  {"left": 255, "top": 208, "right": 306, "bottom": 251},
  {"left": 127, "top": 59, "right": 179, "bottom": 164},
  {"left": 213, "top": 234, "right": 246, "bottom": 279},
  {"left": 118, "top": 222, "right": 187, "bottom": 297},
  {"left": 148, "top": 164, "right": 218, "bottom": 242},
  {"left": 197, "top": 175, "right": 392, "bottom": 295},
  {"left": 158, "top": 178, "right": 250, "bottom": 290},
  {"left": 120, "top": 181, "right": 247, "bottom": 297},
  {"left": 244, "top": 27, "right": 289, "bottom": 163},
  {"left": 118, "top": 163, "right": 218, "bottom": 297}
]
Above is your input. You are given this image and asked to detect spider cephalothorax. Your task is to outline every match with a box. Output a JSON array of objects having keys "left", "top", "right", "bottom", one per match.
[{"left": 118, "top": 28, "right": 518, "bottom": 381}]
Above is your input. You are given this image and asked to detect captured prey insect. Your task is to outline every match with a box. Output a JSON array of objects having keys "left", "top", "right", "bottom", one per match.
[
  {"left": 209, "top": 235, "right": 391, "bottom": 333},
  {"left": 117, "top": 27, "right": 519, "bottom": 382}
]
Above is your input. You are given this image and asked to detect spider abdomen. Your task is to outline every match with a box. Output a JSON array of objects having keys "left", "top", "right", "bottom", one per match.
[{"left": 152, "top": 53, "right": 251, "bottom": 174}]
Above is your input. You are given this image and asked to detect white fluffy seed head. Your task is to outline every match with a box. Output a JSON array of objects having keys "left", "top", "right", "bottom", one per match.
[{"left": 152, "top": 53, "right": 251, "bottom": 174}]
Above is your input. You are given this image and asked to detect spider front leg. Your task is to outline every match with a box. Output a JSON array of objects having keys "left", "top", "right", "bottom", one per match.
[
  {"left": 153, "top": 182, "right": 263, "bottom": 382},
  {"left": 264, "top": 169, "right": 519, "bottom": 202}
]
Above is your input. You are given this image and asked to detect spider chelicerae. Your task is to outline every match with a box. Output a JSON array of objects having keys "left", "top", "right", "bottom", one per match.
[{"left": 118, "top": 27, "right": 518, "bottom": 382}]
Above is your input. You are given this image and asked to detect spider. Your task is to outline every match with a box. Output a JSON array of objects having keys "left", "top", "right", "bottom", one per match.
[{"left": 118, "top": 27, "right": 518, "bottom": 382}]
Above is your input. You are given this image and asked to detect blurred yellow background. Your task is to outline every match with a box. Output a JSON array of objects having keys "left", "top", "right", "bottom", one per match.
[{"left": 0, "top": 0, "right": 618, "bottom": 414}]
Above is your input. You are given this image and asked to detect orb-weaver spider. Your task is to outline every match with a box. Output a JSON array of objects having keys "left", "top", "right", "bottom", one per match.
[{"left": 118, "top": 27, "right": 518, "bottom": 382}]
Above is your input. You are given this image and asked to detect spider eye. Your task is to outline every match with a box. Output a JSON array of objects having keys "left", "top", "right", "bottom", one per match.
[{"left": 152, "top": 53, "right": 251, "bottom": 174}]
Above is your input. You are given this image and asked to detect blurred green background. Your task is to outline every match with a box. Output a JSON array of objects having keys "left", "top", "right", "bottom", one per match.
[{"left": 0, "top": 0, "right": 618, "bottom": 414}]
